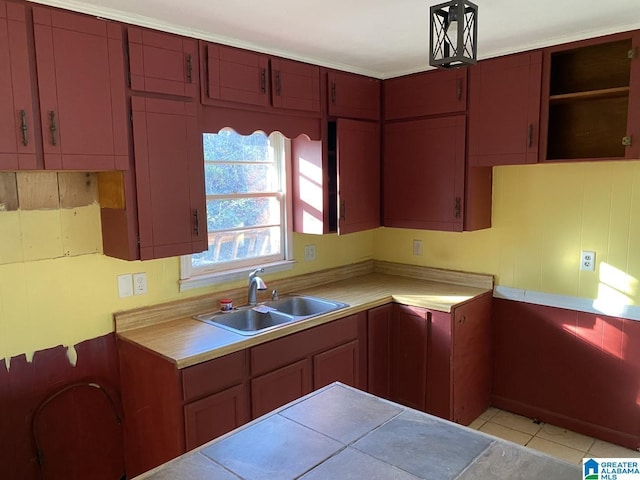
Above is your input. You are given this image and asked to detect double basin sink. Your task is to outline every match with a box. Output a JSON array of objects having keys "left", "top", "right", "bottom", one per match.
[{"left": 193, "top": 295, "right": 349, "bottom": 336}]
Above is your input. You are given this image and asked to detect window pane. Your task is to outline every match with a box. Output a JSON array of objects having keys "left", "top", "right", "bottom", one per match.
[
  {"left": 203, "top": 131, "right": 270, "bottom": 162},
  {"left": 191, "top": 226, "right": 281, "bottom": 267},
  {"left": 206, "top": 197, "right": 281, "bottom": 231},
  {"left": 204, "top": 163, "right": 276, "bottom": 195}
]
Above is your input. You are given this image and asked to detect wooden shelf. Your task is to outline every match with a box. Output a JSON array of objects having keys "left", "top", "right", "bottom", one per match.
[{"left": 549, "top": 86, "right": 630, "bottom": 103}]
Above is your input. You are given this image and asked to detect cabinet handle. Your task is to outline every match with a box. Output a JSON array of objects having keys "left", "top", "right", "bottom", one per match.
[
  {"left": 629, "top": 48, "right": 638, "bottom": 59},
  {"left": 528, "top": 123, "right": 533, "bottom": 148},
  {"left": 458, "top": 314, "right": 466, "bottom": 324},
  {"left": 454, "top": 197, "right": 461, "bottom": 219},
  {"left": 20, "top": 110, "right": 28, "bottom": 146},
  {"left": 193, "top": 209, "right": 200, "bottom": 236},
  {"left": 260, "top": 68, "right": 267, "bottom": 94},
  {"left": 622, "top": 136, "right": 632, "bottom": 147},
  {"left": 456, "top": 78, "right": 462, "bottom": 101},
  {"left": 49, "top": 111, "right": 57, "bottom": 146},
  {"left": 186, "top": 54, "right": 193, "bottom": 83},
  {"left": 275, "top": 71, "right": 281, "bottom": 96},
  {"left": 340, "top": 199, "right": 346, "bottom": 221},
  {"left": 331, "top": 82, "right": 336, "bottom": 105}
]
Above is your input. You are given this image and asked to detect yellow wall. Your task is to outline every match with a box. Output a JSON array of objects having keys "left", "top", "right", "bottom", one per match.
[
  {"left": 2, "top": 159, "right": 640, "bottom": 363},
  {"left": 375, "top": 160, "right": 640, "bottom": 307}
]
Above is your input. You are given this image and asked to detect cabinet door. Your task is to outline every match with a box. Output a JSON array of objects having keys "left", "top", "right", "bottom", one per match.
[
  {"left": 251, "top": 359, "right": 312, "bottom": 418},
  {"left": 328, "top": 71, "right": 380, "bottom": 120},
  {"left": 32, "top": 6, "right": 128, "bottom": 171},
  {"left": 271, "top": 58, "right": 320, "bottom": 112},
  {"left": 390, "top": 304, "right": 428, "bottom": 411},
  {"left": 367, "top": 304, "right": 393, "bottom": 399},
  {"left": 132, "top": 96, "right": 208, "bottom": 260},
  {"left": 0, "top": 1, "right": 37, "bottom": 170},
  {"left": 384, "top": 68, "right": 466, "bottom": 120},
  {"left": 425, "top": 309, "right": 453, "bottom": 420},
  {"left": 383, "top": 115, "right": 466, "bottom": 231},
  {"left": 128, "top": 27, "right": 198, "bottom": 98},
  {"left": 337, "top": 119, "right": 380, "bottom": 234},
  {"left": 469, "top": 51, "right": 542, "bottom": 167},
  {"left": 184, "top": 384, "right": 249, "bottom": 450},
  {"left": 451, "top": 293, "right": 492, "bottom": 425},
  {"left": 202, "top": 43, "right": 270, "bottom": 107},
  {"left": 314, "top": 340, "right": 359, "bottom": 389}
]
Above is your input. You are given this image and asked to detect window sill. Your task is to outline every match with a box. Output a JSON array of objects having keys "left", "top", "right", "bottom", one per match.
[{"left": 179, "top": 259, "right": 297, "bottom": 292}]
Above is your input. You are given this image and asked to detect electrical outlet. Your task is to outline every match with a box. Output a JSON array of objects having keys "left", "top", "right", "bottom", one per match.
[
  {"left": 413, "top": 239, "right": 423, "bottom": 256},
  {"left": 581, "top": 251, "right": 596, "bottom": 271},
  {"left": 133, "top": 272, "right": 148, "bottom": 295},
  {"left": 304, "top": 245, "right": 316, "bottom": 261},
  {"left": 117, "top": 274, "right": 133, "bottom": 298}
]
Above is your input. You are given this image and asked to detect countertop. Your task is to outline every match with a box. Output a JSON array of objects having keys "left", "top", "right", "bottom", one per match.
[
  {"left": 116, "top": 270, "right": 493, "bottom": 369},
  {"left": 133, "top": 383, "right": 580, "bottom": 480}
]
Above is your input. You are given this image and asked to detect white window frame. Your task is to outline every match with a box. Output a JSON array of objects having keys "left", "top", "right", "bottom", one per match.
[{"left": 179, "top": 132, "right": 294, "bottom": 292}]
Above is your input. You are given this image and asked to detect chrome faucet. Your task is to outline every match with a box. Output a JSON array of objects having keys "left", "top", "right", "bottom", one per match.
[{"left": 248, "top": 268, "right": 267, "bottom": 306}]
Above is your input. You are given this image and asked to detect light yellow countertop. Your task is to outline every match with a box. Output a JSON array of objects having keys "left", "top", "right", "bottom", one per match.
[{"left": 117, "top": 268, "right": 492, "bottom": 369}]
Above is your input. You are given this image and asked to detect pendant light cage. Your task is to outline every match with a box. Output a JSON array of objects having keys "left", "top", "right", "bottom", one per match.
[{"left": 429, "top": 0, "right": 478, "bottom": 68}]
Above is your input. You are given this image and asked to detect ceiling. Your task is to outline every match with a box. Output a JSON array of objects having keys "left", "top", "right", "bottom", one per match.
[{"left": 31, "top": 0, "right": 640, "bottom": 79}]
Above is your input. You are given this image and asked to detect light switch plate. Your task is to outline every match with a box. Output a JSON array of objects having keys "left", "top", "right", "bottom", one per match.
[{"left": 117, "top": 274, "right": 133, "bottom": 298}]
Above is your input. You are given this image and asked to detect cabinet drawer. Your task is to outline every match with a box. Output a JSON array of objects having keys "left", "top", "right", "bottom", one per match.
[
  {"left": 182, "top": 350, "right": 246, "bottom": 402},
  {"left": 250, "top": 315, "right": 359, "bottom": 376}
]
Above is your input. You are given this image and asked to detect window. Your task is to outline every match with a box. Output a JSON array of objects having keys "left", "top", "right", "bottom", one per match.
[{"left": 180, "top": 129, "right": 292, "bottom": 289}]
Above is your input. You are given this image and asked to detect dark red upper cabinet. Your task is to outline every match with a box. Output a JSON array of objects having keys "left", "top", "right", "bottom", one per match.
[
  {"left": 128, "top": 27, "right": 198, "bottom": 98},
  {"left": 540, "top": 31, "right": 640, "bottom": 162},
  {"left": 131, "top": 97, "right": 207, "bottom": 260},
  {"left": 337, "top": 119, "right": 380, "bottom": 234},
  {"left": 383, "top": 115, "right": 466, "bottom": 231},
  {"left": 202, "top": 43, "right": 270, "bottom": 107},
  {"left": 468, "top": 51, "right": 542, "bottom": 167},
  {"left": 201, "top": 42, "right": 320, "bottom": 113},
  {"left": 270, "top": 58, "right": 320, "bottom": 113},
  {"left": 0, "top": 1, "right": 38, "bottom": 170},
  {"left": 327, "top": 70, "right": 380, "bottom": 120},
  {"left": 32, "top": 6, "right": 128, "bottom": 171},
  {"left": 384, "top": 68, "right": 467, "bottom": 120}
]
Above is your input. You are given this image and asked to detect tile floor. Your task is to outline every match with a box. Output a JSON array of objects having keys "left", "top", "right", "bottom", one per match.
[{"left": 469, "top": 407, "right": 640, "bottom": 465}]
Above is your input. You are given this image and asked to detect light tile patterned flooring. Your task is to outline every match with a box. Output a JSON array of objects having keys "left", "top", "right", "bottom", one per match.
[{"left": 470, "top": 407, "right": 640, "bottom": 465}]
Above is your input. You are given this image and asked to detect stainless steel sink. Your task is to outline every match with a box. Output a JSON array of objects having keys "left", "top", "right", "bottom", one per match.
[
  {"left": 267, "top": 295, "right": 348, "bottom": 317},
  {"left": 193, "top": 295, "right": 349, "bottom": 336}
]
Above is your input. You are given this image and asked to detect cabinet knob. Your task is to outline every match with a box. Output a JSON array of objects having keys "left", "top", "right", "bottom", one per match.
[
  {"left": 275, "top": 71, "right": 282, "bottom": 96},
  {"left": 49, "top": 111, "right": 57, "bottom": 146},
  {"left": 186, "top": 54, "right": 193, "bottom": 83},
  {"left": 629, "top": 48, "right": 638, "bottom": 59},
  {"left": 193, "top": 209, "right": 200, "bottom": 236},
  {"left": 20, "top": 110, "right": 28, "bottom": 146},
  {"left": 260, "top": 68, "right": 267, "bottom": 94},
  {"left": 622, "top": 136, "right": 632, "bottom": 147}
]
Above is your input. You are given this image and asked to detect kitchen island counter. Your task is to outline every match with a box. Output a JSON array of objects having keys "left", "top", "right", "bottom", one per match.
[{"left": 134, "top": 383, "right": 580, "bottom": 480}]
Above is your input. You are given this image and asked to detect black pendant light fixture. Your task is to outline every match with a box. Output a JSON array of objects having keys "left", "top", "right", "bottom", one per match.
[{"left": 429, "top": 0, "right": 478, "bottom": 68}]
